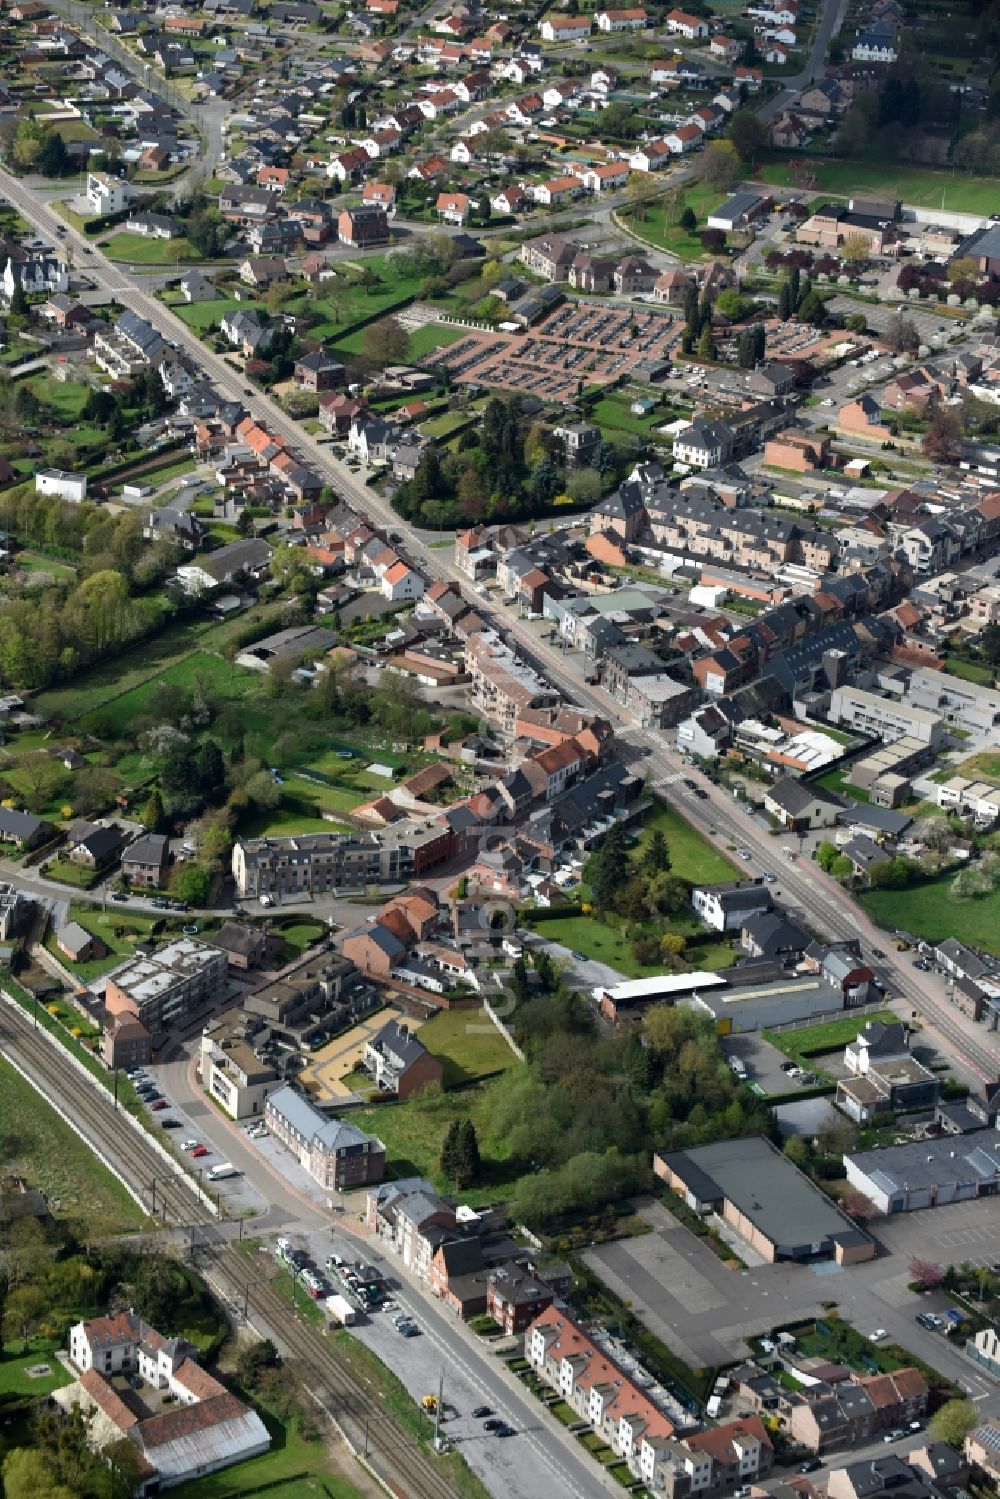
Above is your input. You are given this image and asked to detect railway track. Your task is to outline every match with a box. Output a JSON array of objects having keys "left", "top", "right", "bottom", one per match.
[{"left": 0, "top": 999, "right": 462, "bottom": 1499}]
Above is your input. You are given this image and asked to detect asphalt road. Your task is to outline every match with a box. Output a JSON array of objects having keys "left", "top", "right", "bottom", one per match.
[{"left": 757, "top": 0, "right": 851, "bottom": 121}]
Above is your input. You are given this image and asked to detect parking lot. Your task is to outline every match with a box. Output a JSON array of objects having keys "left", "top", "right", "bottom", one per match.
[
  {"left": 720, "top": 1032, "right": 807, "bottom": 1097},
  {"left": 128, "top": 1064, "right": 266, "bottom": 1217},
  {"left": 583, "top": 1194, "right": 1000, "bottom": 1399},
  {"left": 426, "top": 302, "right": 683, "bottom": 399}
]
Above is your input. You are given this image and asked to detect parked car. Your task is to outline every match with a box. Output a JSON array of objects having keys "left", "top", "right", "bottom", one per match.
[
  {"left": 799, "top": 1459, "right": 822, "bottom": 1474},
  {"left": 188, "top": 1145, "right": 208, "bottom": 1158},
  {"left": 472, "top": 1406, "right": 492, "bottom": 1419},
  {"left": 150, "top": 1099, "right": 169, "bottom": 1111}
]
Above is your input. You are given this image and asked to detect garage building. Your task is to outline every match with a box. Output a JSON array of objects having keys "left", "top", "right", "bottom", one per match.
[
  {"left": 655, "top": 1136, "right": 875, "bottom": 1264},
  {"left": 844, "top": 1135, "right": 1000, "bottom": 1214}
]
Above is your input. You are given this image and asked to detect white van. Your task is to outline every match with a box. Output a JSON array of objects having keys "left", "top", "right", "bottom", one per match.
[{"left": 208, "top": 1162, "right": 238, "bottom": 1181}]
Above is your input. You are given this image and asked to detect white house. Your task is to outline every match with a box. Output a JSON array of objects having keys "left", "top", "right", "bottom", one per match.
[
  {"left": 664, "top": 8, "right": 709, "bottom": 38},
  {"left": 86, "top": 170, "right": 134, "bottom": 215},
  {"left": 539, "top": 13, "right": 591, "bottom": 40},
  {"left": 628, "top": 139, "right": 672, "bottom": 171},
  {"left": 594, "top": 7, "right": 647, "bottom": 31},
  {"left": 664, "top": 122, "right": 703, "bottom": 153},
  {"left": 381, "top": 561, "right": 426, "bottom": 601},
  {"left": 852, "top": 30, "right": 897, "bottom": 59},
  {"left": 710, "top": 35, "right": 742, "bottom": 62},
  {"left": 36, "top": 469, "right": 87, "bottom": 503},
  {"left": 2, "top": 245, "right": 68, "bottom": 303},
  {"left": 691, "top": 881, "right": 772, "bottom": 932}
]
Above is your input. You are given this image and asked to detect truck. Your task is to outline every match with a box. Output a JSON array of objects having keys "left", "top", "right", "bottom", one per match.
[
  {"left": 208, "top": 1162, "right": 238, "bottom": 1181},
  {"left": 325, "top": 1294, "right": 357, "bottom": 1326}
]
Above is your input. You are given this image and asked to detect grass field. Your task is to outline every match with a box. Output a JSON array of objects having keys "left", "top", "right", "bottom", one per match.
[
  {"left": 418, "top": 1005, "right": 518, "bottom": 1086},
  {"left": 0, "top": 1057, "right": 146, "bottom": 1233},
  {"left": 11, "top": 550, "right": 78, "bottom": 581},
  {"left": 80, "top": 650, "right": 260, "bottom": 739},
  {"left": 635, "top": 799, "right": 738, "bottom": 884},
  {"left": 759, "top": 156, "right": 1000, "bottom": 215},
  {"left": 25, "top": 376, "right": 92, "bottom": 423},
  {"left": 103, "top": 232, "right": 194, "bottom": 264},
  {"left": 33, "top": 612, "right": 204, "bottom": 723},
  {"left": 590, "top": 394, "right": 670, "bottom": 439},
  {"left": 860, "top": 875, "right": 1000, "bottom": 952},
  {"left": 813, "top": 765, "right": 869, "bottom": 802},
  {"left": 43, "top": 857, "right": 99, "bottom": 890},
  {"left": 353, "top": 1088, "right": 513, "bottom": 1206},
  {"left": 620, "top": 181, "right": 722, "bottom": 257},
  {"left": 240, "top": 796, "right": 353, "bottom": 838}
]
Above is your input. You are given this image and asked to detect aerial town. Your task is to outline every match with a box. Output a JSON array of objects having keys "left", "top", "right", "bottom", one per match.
[{"left": 0, "top": 0, "right": 999, "bottom": 1494}]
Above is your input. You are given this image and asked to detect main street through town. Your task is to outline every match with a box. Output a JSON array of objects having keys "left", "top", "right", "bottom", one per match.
[{"left": 3, "top": 158, "right": 997, "bottom": 1091}]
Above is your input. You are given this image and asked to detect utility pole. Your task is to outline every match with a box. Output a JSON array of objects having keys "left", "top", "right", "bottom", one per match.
[{"left": 433, "top": 1367, "right": 444, "bottom": 1448}]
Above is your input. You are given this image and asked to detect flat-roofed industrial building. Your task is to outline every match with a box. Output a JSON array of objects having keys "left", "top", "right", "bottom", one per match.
[{"left": 655, "top": 1136, "right": 875, "bottom": 1264}]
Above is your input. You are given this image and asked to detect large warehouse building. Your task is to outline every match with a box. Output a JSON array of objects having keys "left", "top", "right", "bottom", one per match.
[
  {"left": 845, "top": 1135, "right": 1000, "bottom": 1214},
  {"left": 655, "top": 1137, "right": 875, "bottom": 1265}
]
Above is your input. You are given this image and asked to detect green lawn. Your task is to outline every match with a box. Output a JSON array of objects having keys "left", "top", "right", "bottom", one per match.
[
  {"left": 11, "top": 550, "right": 78, "bottom": 581},
  {"left": 103, "top": 231, "right": 194, "bottom": 264},
  {"left": 172, "top": 295, "right": 264, "bottom": 334},
  {"left": 950, "top": 751, "right": 1000, "bottom": 787},
  {"left": 590, "top": 394, "right": 670, "bottom": 439},
  {"left": 0, "top": 1344, "right": 75, "bottom": 1399},
  {"left": 813, "top": 765, "right": 869, "bottom": 802},
  {"left": 524, "top": 912, "right": 735, "bottom": 977},
  {"left": 635, "top": 799, "right": 738, "bottom": 884},
  {"left": 239, "top": 796, "right": 353, "bottom": 838},
  {"left": 282, "top": 772, "right": 366, "bottom": 814},
  {"left": 861, "top": 875, "right": 1000, "bottom": 953},
  {"left": 404, "top": 322, "right": 470, "bottom": 360},
  {"left": 763, "top": 1011, "right": 895, "bottom": 1061},
  {"left": 273, "top": 918, "right": 328, "bottom": 958},
  {"left": 24, "top": 376, "right": 92, "bottom": 422},
  {"left": 42, "top": 857, "right": 100, "bottom": 890},
  {"left": 167, "top": 1410, "right": 365, "bottom": 1499},
  {"left": 418, "top": 1005, "right": 518, "bottom": 1085},
  {"left": 943, "top": 656, "right": 996, "bottom": 686},
  {"left": 759, "top": 156, "right": 1000, "bottom": 215},
  {"left": 0, "top": 1057, "right": 147, "bottom": 1234}
]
